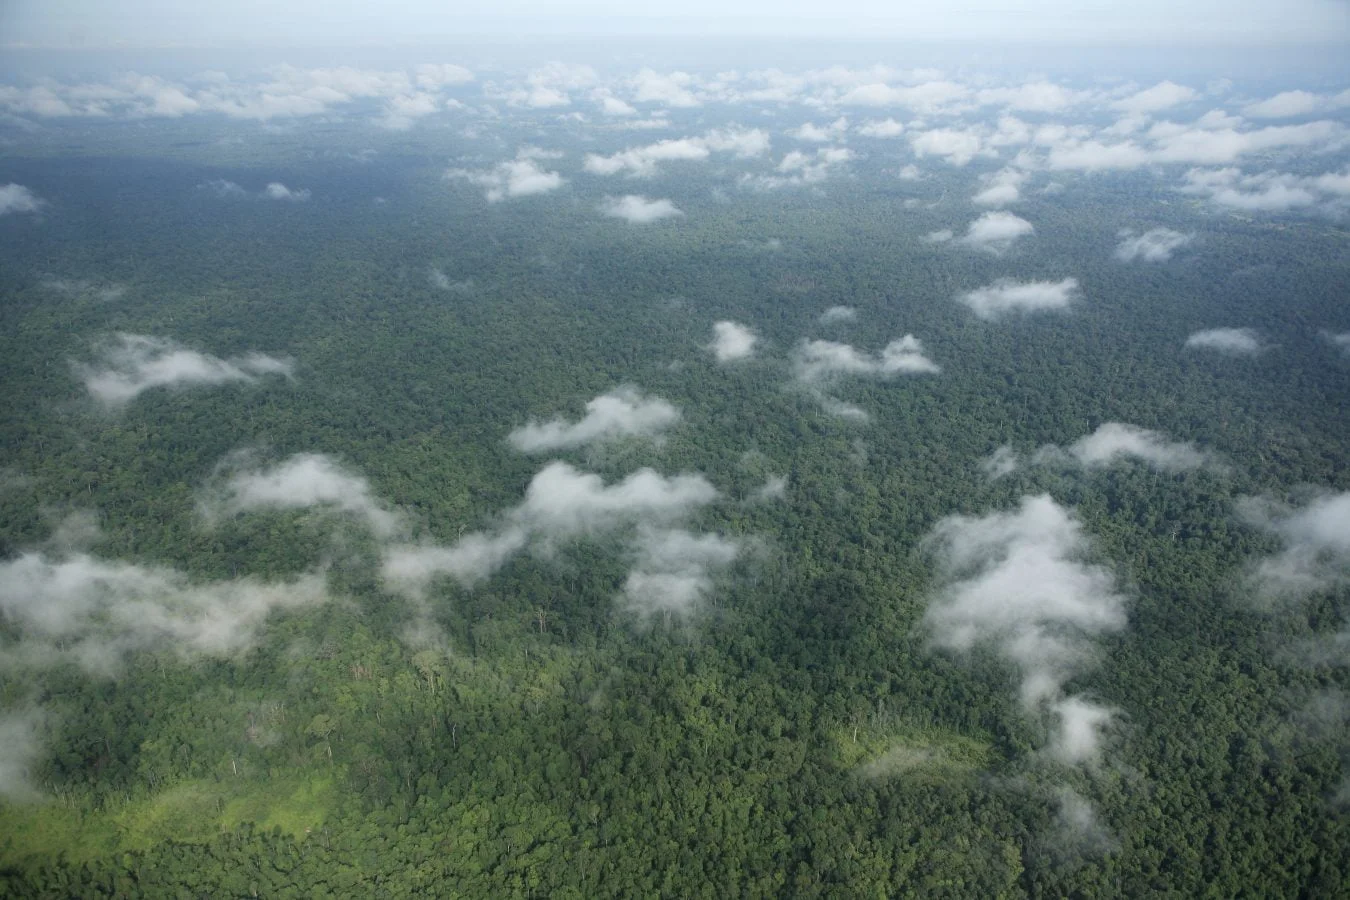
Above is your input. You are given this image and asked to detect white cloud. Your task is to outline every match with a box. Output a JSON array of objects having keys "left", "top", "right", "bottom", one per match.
[
  {"left": 819, "top": 306, "right": 857, "bottom": 324},
  {"left": 1179, "top": 167, "right": 1344, "bottom": 213},
  {"left": 839, "top": 80, "right": 971, "bottom": 113},
  {"left": 0, "top": 552, "right": 326, "bottom": 675},
  {"left": 447, "top": 153, "right": 566, "bottom": 202},
  {"left": 1058, "top": 423, "right": 1210, "bottom": 472},
  {"left": 1324, "top": 331, "right": 1350, "bottom": 354},
  {"left": 924, "top": 229, "right": 954, "bottom": 243},
  {"left": 202, "top": 453, "right": 402, "bottom": 537},
  {"left": 507, "top": 387, "right": 680, "bottom": 453},
  {"left": 203, "top": 179, "right": 247, "bottom": 197},
  {"left": 1243, "top": 90, "right": 1322, "bottom": 119},
  {"left": 1111, "top": 81, "right": 1198, "bottom": 114},
  {"left": 585, "top": 128, "right": 770, "bottom": 177},
  {"left": 263, "top": 182, "right": 310, "bottom": 201},
  {"left": 621, "top": 526, "right": 740, "bottom": 620},
  {"left": 75, "top": 333, "right": 293, "bottom": 408},
  {"left": 1240, "top": 492, "right": 1350, "bottom": 600},
  {"left": 599, "top": 194, "right": 683, "bottom": 223},
  {"left": 599, "top": 95, "right": 637, "bottom": 116},
  {"left": 709, "top": 321, "right": 758, "bottom": 363},
  {"left": 632, "top": 68, "right": 701, "bottom": 107},
  {"left": 910, "top": 127, "right": 985, "bottom": 166},
  {"left": 1045, "top": 120, "right": 1345, "bottom": 173},
  {"left": 972, "top": 168, "right": 1027, "bottom": 207},
  {"left": 0, "top": 184, "right": 44, "bottom": 216},
  {"left": 794, "top": 336, "right": 939, "bottom": 382},
  {"left": 791, "top": 117, "right": 848, "bottom": 142},
  {"left": 957, "top": 278, "right": 1079, "bottom": 319},
  {"left": 745, "top": 146, "right": 854, "bottom": 189},
  {"left": 981, "top": 445, "right": 1020, "bottom": 479},
  {"left": 897, "top": 164, "right": 923, "bottom": 180},
  {"left": 1184, "top": 327, "right": 1262, "bottom": 354},
  {"left": 923, "top": 495, "right": 1127, "bottom": 764},
  {"left": 380, "top": 92, "right": 439, "bottom": 130},
  {"left": 960, "top": 210, "right": 1035, "bottom": 252},
  {"left": 1114, "top": 228, "right": 1193, "bottom": 262},
  {"left": 857, "top": 118, "right": 904, "bottom": 138},
  {"left": 381, "top": 462, "right": 719, "bottom": 596}
]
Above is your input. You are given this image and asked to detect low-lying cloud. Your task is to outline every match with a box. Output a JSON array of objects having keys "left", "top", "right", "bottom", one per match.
[
  {"left": 447, "top": 153, "right": 566, "bottom": 202},
  {"left": 794, "top": 337, "right": 940, "bottom": 382},
  {"left": 621, "top": 526, "right": 740, "bottom": 620},
  {"left": 1184, "top": 327, "right": 1262, "bottom": 354},
  {"left": 1115, "top": 228, "right": 1193, "bottom": 262},
  {"left": 75, "top": 333, "right": 293, "bottom": 408},
  {"left": 924, "top": 495, "right": 1127, "bottom": 765},
  {"left": 263, "top": 182, "right": 310, "bottom": 201},
  {"left": 960, "top": 211, "right": 1035, "bottom": 252},
  {"left": 0, "top": 183, "right": 44, "bottom": 216},
  {"left": 1239, "top": 491, "right": 1350, "bottom": 601},
  {"left": 202, "top": 452, "right": 403, "bottom": 537},
  {"left": 599, "top": 194, "right": 683, "bottom": 223},
  {"left": 507, "top": 387, "right": 680, "bottom": 453},
  {"left": 584, "top": 127, "right": 770, "bottom": 177},
  {"left": 957, "top": 278, "right": 1080, "bottom": 319},
  {"left": 381, "top": 462, "right": 719, "bottom": 597},
  {"left": 709, "top": 321, "right": 758, "bottom": 362}
]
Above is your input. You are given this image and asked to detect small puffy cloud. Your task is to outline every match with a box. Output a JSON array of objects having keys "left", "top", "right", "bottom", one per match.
[
  {"left": 910, "top": 128, "right": 985, "bottom": 166},
  {"left": 1180, "top": 167, "right": 1339, "bottom": 213},
  {"left": 380, "top": 92, "right": 439, "bottom": 130},
  {"left": 202, "top": 179, "right": 247, "bottom": 197},
  {"left": 75, "top": 333, "right": 293, "bottom": 408},
  {"left": 1114, "top": 228, "right": 1193, "bottom": 262},
  {"left": 1058, "top": 423, "right": 1211, "bottom": 472},
  {"left": 447, "top": 154, "right": 566, "bottom": 202},
  {"left": 1243, "top": 90, "right": 1322, "bottom": 119},
  {"left": 0, "top": 551, "right": 326, "bottom": 675},
  {"left": 621, "top": 526, "right": 740, "bottom": 620},
  {"left": 981, "top": 445, "right": 1020, "bottom": 479},
  {"left": 585, "top": 128, "right": 769, "bottom": 177},
  {"left": 857, "top": 118, "right": 904, "bottom": 138},
  {"left": 709, "top": 321, "right": 758, "bottom": 363},
  {"left": 924, "top": 229, "right": 954, "bottom": 243},
  {"left": 819, "top": 306, "right": 857, "bottom": 324},
  {"left": 381, "top": 462, "right": 719, "bottom": 596},
  {"left": 1184, "top": 327, "right": 1262, "bottom": 354},
  {"left": 746, "top": 146, "right": 853, "bottom": 189},
  {"left": 263, "top": 182, "right": 310, "bottom": 201},
  {"left": 632, "top": 68, "right": 701, "bottom": 107},
  {"left": 960, "top": 210, "right": 1035, "bottom": 252},
  {"left": 957, "top": 278, "right": 1080, "bottom": 319},
  {"left": 599, "top": 194, "right": 683, "bottom": 223},
  {"left": 507, "top": 387, "right": 680, "bottom": 453},
  {"left": 839, "top": 80, "right": 971, "bottom": 113},
  {"left": 923, "top": 495, "right": 1127, "bottom": 764},
  {"left": 791, "top": 117, "right": 848, "bottom": 142},
  {"left": 972, "top": 169, "right": 1027, "bottom": 207},
  {"left": 599, "top": 95, "right": 637, "bottom": 116},
  {"left": 897, "top": 164, "right": 923, "bottom": 180},
  {"left": 0, "top": 184, "right": 44, "bottom": 216},
  {"left": 1111, "top": 81, "right": 1198, "bottom": 114},
  {"left": 1239, "top": 491, "right": 1350, "bottom": 601},
  {"left": 202, "top": 452, "right": 402, "bottom": 538},
  {"left": 794, "top": 336, "right": 939, "bottom": 382}
]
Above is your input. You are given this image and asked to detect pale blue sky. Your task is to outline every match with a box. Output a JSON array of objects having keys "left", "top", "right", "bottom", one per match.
[{"left": 4, "top": 0, "right": 1348, "bottom": 47}]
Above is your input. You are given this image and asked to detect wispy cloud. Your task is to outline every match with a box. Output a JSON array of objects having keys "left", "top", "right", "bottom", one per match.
[
  {"left": 584, "top": 128, "right": 770, "bottom": 177},
  {"left": 924, "top": 495, "right": 1127, "bottom": 765},
  {"left": 1184, "top": 327, "right": 1262, "bottom": 354},
  {"left": 1239, "top": 491, "right": 1350, "bottom": 601},
  {"left": 381, "top": 462, "right": 719, "bottom": 597},
  {"left": 74, "top": 333, "right": 293, "bottom": 408},
  {"left": 819, "top": 306, "right": 857, "bottom": 324},
  {"left": 201, "top": 452, "right": 403, "bottom": 538},
  {"left": 957, "top": 278, "right": 1080, "bottom": 319},
  {"left": 507, "top": 387, "right": 680, "bottom": 453},
  {"left": 1115, "top": 228, "right": 1193, "bottom": 262},
  {"left": 621, "top": 526, "right": 740, "bottom": 620}
]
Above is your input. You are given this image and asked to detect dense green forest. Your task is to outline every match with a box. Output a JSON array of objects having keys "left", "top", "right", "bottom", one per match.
[{"left": 1, "top": 54, "right": 1349, "bottom": 897}]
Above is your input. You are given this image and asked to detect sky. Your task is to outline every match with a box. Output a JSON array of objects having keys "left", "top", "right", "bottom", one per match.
[{"left": 3, "top": 0, "right": 1348, "bottom": 48}]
